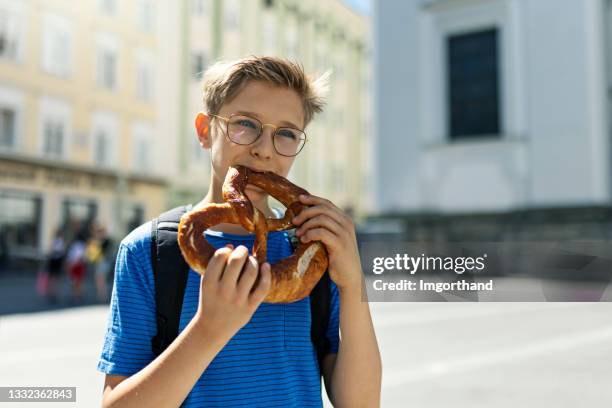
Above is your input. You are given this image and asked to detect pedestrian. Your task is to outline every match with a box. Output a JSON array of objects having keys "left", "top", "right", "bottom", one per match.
[
  {"left": 66, "top": 232, "right": 86, "bottom": 303},
  {"left": 0, "top": 228, "right": 8, "bottom": 272},
  {"left": 98, "top": 56, "right": 382, "bottom": 407},
  {"left": 45, "top": 228, "right": 66, "bottom": 303},
  {"left": 91, "top": 226, "right": 112, "bottom": 302}
]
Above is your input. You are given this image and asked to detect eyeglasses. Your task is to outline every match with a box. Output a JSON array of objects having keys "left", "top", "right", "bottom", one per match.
[{"left": 209, "top": 113, "right": 307, "bottom": 157}]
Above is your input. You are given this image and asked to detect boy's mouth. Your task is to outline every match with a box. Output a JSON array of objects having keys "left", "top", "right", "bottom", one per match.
[{"left": 250, "top": 167, "right": 274, "bottom": 174}]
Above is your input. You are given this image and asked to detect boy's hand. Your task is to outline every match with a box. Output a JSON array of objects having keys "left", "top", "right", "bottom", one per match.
[
  {"left": 194, "top": 244, "right": 271, "bottom": 340},
  {"left": 292, "top": 194, "right": 363, "bottom": 294}
]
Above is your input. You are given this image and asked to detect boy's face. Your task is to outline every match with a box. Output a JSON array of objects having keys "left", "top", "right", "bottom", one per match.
[{"left": 196, "top": 80, "right": 305, "bottom": 201}]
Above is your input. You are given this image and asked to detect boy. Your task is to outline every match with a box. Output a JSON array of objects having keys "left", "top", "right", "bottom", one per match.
[{"left": 98, "top": 56, "right": 382, "bottom": 407}]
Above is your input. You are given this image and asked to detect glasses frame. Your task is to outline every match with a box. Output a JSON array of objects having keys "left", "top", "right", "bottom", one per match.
[{"left": 209, "top": 113, "right": 307, "bottom": 157}]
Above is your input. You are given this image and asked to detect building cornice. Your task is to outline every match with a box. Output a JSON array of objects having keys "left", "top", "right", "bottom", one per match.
[{"left": 0, "top": 151, "right": 168, "bottom": 186}]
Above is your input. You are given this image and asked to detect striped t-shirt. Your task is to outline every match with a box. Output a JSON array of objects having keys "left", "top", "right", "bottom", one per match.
[{"left": 97, "top": 220, "right": 340, "bottom": 407}]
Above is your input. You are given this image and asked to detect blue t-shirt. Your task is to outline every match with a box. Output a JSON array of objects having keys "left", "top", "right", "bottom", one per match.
[{"left": 97, "top": 221, "right": 340, "bottom": 407}]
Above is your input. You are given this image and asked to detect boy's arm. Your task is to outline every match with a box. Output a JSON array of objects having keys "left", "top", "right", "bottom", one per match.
[
  {"left": 101, "top": 317, "right": 230, "bottom": 407},
  {"left": 101, "top": 245, "right": 271, "bottom": 407},
  {"left": 102, "top": 319, "right": 229, "bottom": 407},
  {"left": 292, "top": 195, "right": 382, "bottom": 407},
  {"left": 325, "top": 281, "right": 382, "bottom": 407}
]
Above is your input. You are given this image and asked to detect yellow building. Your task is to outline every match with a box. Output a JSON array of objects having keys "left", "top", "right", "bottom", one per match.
[
  {"left": 174, "top": 0, "right": 371, "bottom": 218},
  {"left": 0, "top": 0, "right": 370, "bottom": 269},
  {"left": 0, "top": 0, "right": 179, "bottom": 267}
]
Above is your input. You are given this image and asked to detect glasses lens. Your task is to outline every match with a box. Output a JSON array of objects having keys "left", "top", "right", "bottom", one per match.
[
  {"left": 274, "top": 128, "right": 306, "bottom": 156},
  {"left": 227, "top": 115, "right": 260, "bottom": 144}
]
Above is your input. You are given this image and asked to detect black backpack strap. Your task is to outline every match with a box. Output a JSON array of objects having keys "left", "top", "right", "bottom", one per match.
[
  {"left": 310, "top": 270, "right": 332, "bottom": 373},
  {"left": 150, "top": 204, "right": 193, "bottom": 357},
  {"left": 286, "top": 228, "right": 333, "bottom": 374}
]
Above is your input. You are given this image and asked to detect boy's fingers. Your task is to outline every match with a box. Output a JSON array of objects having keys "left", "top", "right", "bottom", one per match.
[
  {"left": 237, "top": 256, "right": 259, "bottom": 299},
  {"left": 296, "top": 214, "right": 343, "bottom": 237},
  {"left": 249, "top": 262, "right": 271, "bottom": 307},
  {"left": 294, "top": 193, "right": 346, "bottom": 224},
  {"left": 204, "top": 247, "right": 233, "bottom": 284},
  {"left": 221, "top": 245, "right": 249, "bottom": 285},
  {"left": 299, "top": 194, "right": 335, "bottom": 209}
]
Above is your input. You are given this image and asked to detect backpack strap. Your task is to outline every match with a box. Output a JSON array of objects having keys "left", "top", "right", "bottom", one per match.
[
  {"left": 150, "top": 206, "right": 333, "bottom": 375},
  {"left": 310, "top": 270, "right": 332, "bottom": 372},
  {"left": 286, "top": 228, "right": 333, "bottom": 374},
  {"left": 150, "top": 204, "right": 193, "bottom": 357}
]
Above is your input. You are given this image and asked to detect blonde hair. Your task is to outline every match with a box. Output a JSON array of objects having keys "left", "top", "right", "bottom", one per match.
[{"left": 201, "top": 56, "right": 329, "bottom": 127}]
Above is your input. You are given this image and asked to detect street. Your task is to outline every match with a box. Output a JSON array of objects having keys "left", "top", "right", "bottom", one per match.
[{"left": 1, "top": 301, "right": 611, "bottom": 407}]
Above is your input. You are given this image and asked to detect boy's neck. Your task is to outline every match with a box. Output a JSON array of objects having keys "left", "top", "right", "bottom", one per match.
[{"left": 193, "top": 184, "right": 276, "bottom": 236}]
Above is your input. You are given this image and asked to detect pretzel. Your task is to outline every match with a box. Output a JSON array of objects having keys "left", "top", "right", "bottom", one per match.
[{"left": 177, "top": 165, "right": 329, "bottom": 303}]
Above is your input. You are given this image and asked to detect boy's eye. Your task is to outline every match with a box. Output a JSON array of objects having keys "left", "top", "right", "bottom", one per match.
[
  {"left": 234, "top": 118, "right": 258, "bottom": 129},
  {"left": 277, "top": 129, "right": 298, "bottom": 140}
]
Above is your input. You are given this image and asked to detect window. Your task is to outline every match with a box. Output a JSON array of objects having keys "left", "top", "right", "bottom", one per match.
[
  {"left": 285, "top": 16, "right": 298, "bottom": 58},
  {"left": 262, "top": 11, "right": 276, "bottom": 54},
  {"left": 0, "top": 86, "right": 23, "bottom": 151},
  {"left": 0, "top": 191, "right": 42, "bottom": 250},
  {"left": 95, "top": 33, "right": 119, "bottom": 90},
  {"left": 135, "top": 139, "right": 149, "bottom": 171},
  {"left": 314, "top": 28, "right": 328, "bottom": 71},
  {"left": 132, "top": 122, "right": 152, "bottom": 172},
  {"left": 137, "top": 0, "right": 155, "bottom": 33},
  {"left": 39, "top": 97, "right": 71, "bottom": 159},
  {"left": 225, "top": 0, "right": 240, "bottom": 31},
  {"left": 98, "top": 0, "right": 117, "bottom": 15},
  {"left": 61, "top": 198, "right": 97, "bottom": 234},
  {"left": 0, "top": 107, "right": 15, "bottom": 149},
  {"left": 192, "top": 52, "right": 206, "bottom": 80},
  {"left": 93, "top": 129, "right": 109, "bottom": 165},
  {"left": 43, "top": 119, "right": 64, "bottom": 158},
  {"left": 447, "top": 28, "right": 500, "bottom": 139},
  {"left": 0, "top": 2, "right": 24, "bottom": 61},
  {"left": 42, "top": 13, "right": 73, "bottom": 77},
  {"left": 136, "top": 62, "right": 153, "bottom": 100},
  {"left": 136, "top": 49, "right": 154, "bottom": 101},
  {"left": 127, "top": 204, "right": 144, "bottom": 232},
  {"left": 98, "top": 49, "right": 116, "bottom": 89},
  {"left": 91, "top": 111, "right": 118, "bottom": 167},
  {"left": 192, "top": 0, "right": 209, "bottom": 15}
]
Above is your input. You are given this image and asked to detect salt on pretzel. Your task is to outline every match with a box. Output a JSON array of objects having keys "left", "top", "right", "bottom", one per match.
[{"left": 177, "top": 165, "right": 329, "bottom": 303}]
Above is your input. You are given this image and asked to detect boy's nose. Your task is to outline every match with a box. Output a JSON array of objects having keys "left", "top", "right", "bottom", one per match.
[{"left": 251, "top": 128, "right": 276, "bottom": 159}]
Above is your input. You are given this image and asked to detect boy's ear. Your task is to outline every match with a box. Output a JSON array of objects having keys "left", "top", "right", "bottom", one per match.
[{"left": 195, "top": 112, "right": 211, "bottom": 148}]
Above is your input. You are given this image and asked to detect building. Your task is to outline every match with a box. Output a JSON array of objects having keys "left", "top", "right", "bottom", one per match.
[
  {"left": 373, "top": 0, "right": 612, "bottom": 241},
  {"left": 0, "top": 0, "right": 180, "bottom": 268},
  {"left": 0, "top": 0, "right": 370, "bottom": 270},
  {"left": 173, "top": 0, "right": 371, "bottom": 218}
]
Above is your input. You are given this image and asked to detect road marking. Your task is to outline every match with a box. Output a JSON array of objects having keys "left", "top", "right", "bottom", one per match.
[{"left": 383, "top": 325, "right": 612, "bottom": 388}]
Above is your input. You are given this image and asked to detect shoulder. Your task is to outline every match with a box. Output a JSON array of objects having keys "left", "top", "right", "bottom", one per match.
[
  {"left": 119, "top": 221, "right": 152, "bottom": 255},
  {"left": 111, "top": 220, "right": 157, "bottom": 305},
  {"left": 113, "top": 221, "right": 155, "bottom": 287}
]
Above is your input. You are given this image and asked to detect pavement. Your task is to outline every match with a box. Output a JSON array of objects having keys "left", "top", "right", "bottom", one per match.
[
  {"left": 0, "top": 270, "right": 109, "bottom": 316},
  {"left": 1, "top": 301, "right": 611, "bottom": 407},
  {"left": 1, "top": 273, "right": 612, "bottom": 407}
]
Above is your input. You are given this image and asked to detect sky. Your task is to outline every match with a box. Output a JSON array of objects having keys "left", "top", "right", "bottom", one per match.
[{"left": 343, "top": 0, "right": 371, "bottom": 15}]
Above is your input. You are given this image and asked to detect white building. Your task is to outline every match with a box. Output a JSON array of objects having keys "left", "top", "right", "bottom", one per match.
[{"left": 373, "top": 0, "right": 611, "bottom": 238}]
